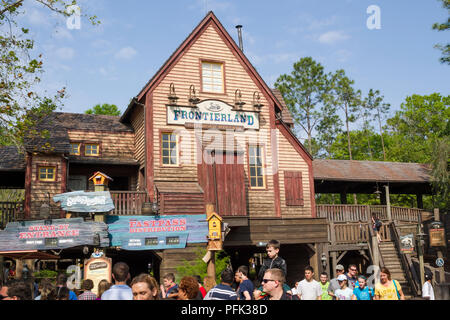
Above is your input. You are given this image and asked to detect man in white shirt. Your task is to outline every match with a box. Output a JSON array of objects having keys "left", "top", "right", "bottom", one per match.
[
  {"left": 422, "top": 273, "right": 435, "bottom": 300},
  {"left": 296, "top": 266, "right": 322, "bottom": 300}
]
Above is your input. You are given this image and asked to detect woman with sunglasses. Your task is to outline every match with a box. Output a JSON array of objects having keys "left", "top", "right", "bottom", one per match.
[{"left": 335, "top": 275, "right": 353, "bottom": 300}]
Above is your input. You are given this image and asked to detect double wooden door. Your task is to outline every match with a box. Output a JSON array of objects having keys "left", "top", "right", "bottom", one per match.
[{"left": 197, "top": 151, "right": 247, "bottom": 216}]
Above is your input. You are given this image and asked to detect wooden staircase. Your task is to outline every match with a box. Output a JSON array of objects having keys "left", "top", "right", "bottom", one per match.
[{"left": 379, "top": 241, "right": 414, "bottom": 299}]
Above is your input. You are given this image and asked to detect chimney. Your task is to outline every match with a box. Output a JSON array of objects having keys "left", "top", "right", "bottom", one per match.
[{"left": 236, "top": 25, "right": 243, "bottom": 52}]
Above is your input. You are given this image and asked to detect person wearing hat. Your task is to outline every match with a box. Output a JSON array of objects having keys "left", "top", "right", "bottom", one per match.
[
  {"left": 334, "top": 274, "right": 353, "bottom": 300},
  {"left": 422, "top": 273, "right": 435, "bottom": 300},
  {"left": 352, "top": 275, "right": 374, "bottom": 300},
  {"left": 328, "top": 264, "right": 345, "bottom": 300}
]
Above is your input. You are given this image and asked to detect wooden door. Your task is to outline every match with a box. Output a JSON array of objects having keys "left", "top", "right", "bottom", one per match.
[{"left": 198, "top": 151, "right": 247, "bottom": 216}]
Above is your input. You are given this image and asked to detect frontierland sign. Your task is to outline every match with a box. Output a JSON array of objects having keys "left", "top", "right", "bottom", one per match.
[{"left": 167, "top": 100, "right": 260, "bottom": 130}]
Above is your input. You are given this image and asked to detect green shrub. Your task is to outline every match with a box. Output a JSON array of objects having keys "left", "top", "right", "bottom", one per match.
[{"left": 33, "top": 269, "right": 58, "bottom": 279}]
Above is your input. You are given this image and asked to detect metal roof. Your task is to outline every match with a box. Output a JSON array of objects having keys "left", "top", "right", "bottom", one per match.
[{"left": 313, "top": 159, "right": 432, "bottom": 183}]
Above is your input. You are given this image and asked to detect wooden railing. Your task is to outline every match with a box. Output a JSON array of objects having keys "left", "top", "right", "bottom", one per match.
[
  {"left": 389, "top": 221, "right": 421, "bottom": 297},
  {"left": 0, "top": 202, "right": 23, "bottom": 229},
  {"left": 109, "top": 191, "right": 150, "bottom": 216},
  {"left": 332, "top": 222, "right": 390, "bottom": 244},
  {"left": 317, "top": 204, "right": 426, "bottom": 223}
]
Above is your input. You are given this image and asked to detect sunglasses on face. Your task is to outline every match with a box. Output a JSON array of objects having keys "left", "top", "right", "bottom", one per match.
[{"left": 262, "top": 279, "right": 276, "bottom": 284}]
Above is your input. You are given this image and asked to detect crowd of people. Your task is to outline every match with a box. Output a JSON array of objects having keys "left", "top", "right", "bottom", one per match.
[{"left": 0, "top": 240, "right": 436, "bottom": 301}]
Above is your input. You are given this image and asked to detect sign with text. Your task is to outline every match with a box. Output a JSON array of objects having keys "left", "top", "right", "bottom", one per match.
[
  {"left": 84, "top": 256, "right": 112, "bottom": 296},
  {"left": 0, "top": 218, "right": 109, "bottom": 251},
  {"left": 106, "top": 215, "right": 208, "bottom": 251},
  {"left": 430, "top": 228, "right": 446, "bottom": 247},
  {"left": 53, "top": 191, "right": 115, "bottom": 213},
  {"left": 167, "top": 100, "right": 260, "bottom": 130}
]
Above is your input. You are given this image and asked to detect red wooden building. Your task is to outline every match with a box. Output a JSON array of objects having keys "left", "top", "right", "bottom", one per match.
[{"left": 0, "top": 12, "right": 330, "bottom": 285}]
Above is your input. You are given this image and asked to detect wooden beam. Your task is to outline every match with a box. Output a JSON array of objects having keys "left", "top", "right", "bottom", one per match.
[
  {"left": 337, "top": 250, "right": 348, "bottom": 263},
  {"left": 309, "top": 243, "right": 319, "bottom": 280},
  {"left": 329, "top": 244, "right": 369, "bottom": 251}
]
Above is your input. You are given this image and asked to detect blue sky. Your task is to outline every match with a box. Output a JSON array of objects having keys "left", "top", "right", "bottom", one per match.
[{"left": 18, "top": 0, "right": 449, "bottom": 138}]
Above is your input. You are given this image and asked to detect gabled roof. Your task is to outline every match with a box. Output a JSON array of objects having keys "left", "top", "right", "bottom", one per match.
[
  {"left": 121, "top": 11, "right": 286, "bottom": 123},
  {"left": 25, "top": 112, "right": 133, "bottom": 154},
  {"left": 271, "top": 88, "right": 294, "bottom": 125}
]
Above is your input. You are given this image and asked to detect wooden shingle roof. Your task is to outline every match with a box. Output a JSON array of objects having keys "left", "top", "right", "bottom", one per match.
[{"left": 0, "top": 146, "right": 26, "bottom": 171}]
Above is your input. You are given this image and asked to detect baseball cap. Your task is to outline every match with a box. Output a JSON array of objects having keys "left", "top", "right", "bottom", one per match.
[
  {"left": 337, "top": 275, "right": 347, "bottom": 281},
  {"left": 336, "top": 264, "right": 344, "bottom": 271}
]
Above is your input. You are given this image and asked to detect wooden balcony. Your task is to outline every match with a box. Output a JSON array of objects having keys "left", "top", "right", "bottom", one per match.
[
  {"left": 317, "top": 204, "right": 431, "bottom": 223},
  {"left": 109, "top": 191, "right": 150, "bottom": 216}
]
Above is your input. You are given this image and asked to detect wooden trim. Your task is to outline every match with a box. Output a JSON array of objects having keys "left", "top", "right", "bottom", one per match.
[
  {"left": 199, "top": 58, "right": 227, "bottom": 95},
  {"left": 309, "top": 161, "right": 317, "bottom": 218},
  {"left": 145, "top": 92, "right": 154, "bottom": 201},
  {"left": 35, "top": 163, "right": 59, "bottom": 183},
  {"left": 268, "top": 100, "right": 282, "bottom": 218},
  {"left": 60, "top": 158, "right": 67, "bottom": 218},
  {"left": 84, "top": 142, "right": 102, "bottom": 157},
  {"left": 158, "top": 129, "right": 182, "bottom": 168},
  {"left": 246, "top": 143, "right": 268, "bottom": 191},
  {"left": 24, "top": 153, "right": 32, "bottom": 219}
]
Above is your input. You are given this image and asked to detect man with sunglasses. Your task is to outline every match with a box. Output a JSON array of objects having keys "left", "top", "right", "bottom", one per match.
[
  {"left": 260, "top": 269, "right": 297, "bottom": 300},
  {"left": 346, "top": 264, "right": 358, "bottom": 290}
]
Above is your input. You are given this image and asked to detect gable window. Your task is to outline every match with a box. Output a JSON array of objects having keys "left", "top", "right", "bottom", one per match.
[
  {"left": 284, "top": 171, "right": 304, "bottom": 206},
  {"left": 85, "top": 144, "right": 99, "bottom": 157},
  {"left": 248, "top": 145, "right": 265, "bottom": 189},
  {"left": 70, "top": 143, "right": 81, "bottom": 155},
  {"left": 161, "top": 133, "right": 178, "bottom": 166},
  {"left": 202, "top": 61, "right": 224, "bottom": 93},
  {"left": 39, "top": 166, "right": 56, "bottom": 182}
]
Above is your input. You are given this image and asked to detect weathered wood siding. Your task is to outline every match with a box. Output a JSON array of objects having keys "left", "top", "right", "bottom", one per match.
[
  {"left": 129, "top": 105, "right": 146, "bottom": 166},
  {"left": 277, "top": 129, "right": 312, "bottom": 217},
  {"left": 68, "top": 130, "right": 135, "bottom": 159},
  {"left": 30, "top": 155, "right": 64, "bottom": 217},
  {"left": 151, "top": 24, "right": 277, "bottom": 217}
]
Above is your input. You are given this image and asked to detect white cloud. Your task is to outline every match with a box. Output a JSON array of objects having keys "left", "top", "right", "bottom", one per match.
[
  {"left": 55, "top": 47, "right": 75, "bottom": 60},
  {"left": 318, "top": 31, "right": 350, "bottom": 44},
  {"left": 114, "top": 47, "right": 137, "bottom": 60}
]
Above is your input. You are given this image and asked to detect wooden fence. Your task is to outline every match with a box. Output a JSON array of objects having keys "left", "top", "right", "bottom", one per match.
[
  {"left": 0, "top": 202, "right": 23, "bottom": 229},
  {"left": 109, "top": 191, "right": 150, "bottom": 216},
  {"left": 317, "top": 204, "right": 425, "bottom": 223},
  {"left": 332, "top": 222, "right": 391, "bottom": 244}
]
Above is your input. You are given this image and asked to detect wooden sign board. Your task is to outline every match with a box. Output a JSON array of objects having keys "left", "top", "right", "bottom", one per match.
[
  {"left": 207, "top": 240, "right": 223, "bottom": 251},
  {"left": 430, "top": 228, "right": 446, "bottom": 247},
  {"left": 400, "top": 234, "right": 415, "bottom": 253},
  {"left": 84, "top": 256, "right": 112, "bottom": 296}
]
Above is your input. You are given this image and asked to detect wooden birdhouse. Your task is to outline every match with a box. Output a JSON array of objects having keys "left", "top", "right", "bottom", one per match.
[
  {"left": 207, "top": 212, "right": 223, "bottom": 241},
  {"left": 89, "top": 171, "right": 113, "bottom": 192}
]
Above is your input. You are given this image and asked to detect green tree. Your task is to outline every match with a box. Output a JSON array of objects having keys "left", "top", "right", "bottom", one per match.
[
  {"left": 275, "top": 57, "right": 332, "bottom": 154},
  {"left": 363, "top": 89, "right": 391, "bottom": 161},
  {"left": 0, "top": 1, "right": 99, "bottom": 151},
  {"left": 85, "top": 104, "right": 121, "bottom": 116},
  {"left": 316, "top": 103, "right": 343, "bottom": 159},
  {"left": 328, "top": 70, "right": 362, "bottom": 160},
  {"left": 175, "top": 248, "right": 231, "bottom": 284},
  {"left": 432, "top": 0, "right": 450, "bottom": 64}
]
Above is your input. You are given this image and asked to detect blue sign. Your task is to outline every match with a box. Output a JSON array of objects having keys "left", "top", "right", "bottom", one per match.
[
  {"left": 0, "top": 218, "right": 109, "bottom": 251},
  {"left": 106, "top": 215, "right": 208, "bottom": 251},
  {"left": 436, "top": 258, "right": 444, "bottom": 267},
  {"left": 53, "top": 191, "right": 115, "bottom": 213}
]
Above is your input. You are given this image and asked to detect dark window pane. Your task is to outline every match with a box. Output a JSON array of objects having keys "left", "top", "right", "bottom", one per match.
[
  {"left": 251, "top": 178, "right": 256, "bottom": 187},
  {"left": 258, "top": 178, "right": 264, "bottom": 187}
]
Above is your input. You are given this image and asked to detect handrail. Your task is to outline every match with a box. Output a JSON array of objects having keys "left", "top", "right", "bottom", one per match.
[
  {"left": 389, "top": 221, "right": 421, "bottom": 297},
  {"left": 367, "top": 219, "right": 385, "bottom": 268}
]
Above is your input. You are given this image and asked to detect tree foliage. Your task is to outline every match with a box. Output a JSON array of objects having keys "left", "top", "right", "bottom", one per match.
[
  {"left": 85, "top": 104, "right": 121, "bottom": 116},
  {"left": 0, "top": 0, "right": 99, "bottom": 151},
  {"left": 175, "top": 248, "right": 231, "bottom": 284},
  {"left": 432, "top": 0, "right": 450, "bottom": 64},
  {"left": 274, "top": 57, "right": 331, "bottom": 154}
]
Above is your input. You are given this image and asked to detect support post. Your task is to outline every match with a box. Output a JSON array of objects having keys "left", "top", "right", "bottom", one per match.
[
  {"left": 384, "top": 185, "right": 392, "bottom": 221},
  {"left": 308, "top": 243, "right": 319, "bottom": 281},
  {"left": 207, "top": 251, "right": 215, "bottom": 280},
  {"left": 329, "top": 222, "right": 337, "bottom": 278},
  {"left": 434, "top": 208, "right": 445, "bottom": 284},
  {"left": 416, "top": 194, "right": 423, "bottom": 209},
  {"left": 0, "top": 255, "right": 4, "bottom": 284},
  {"left": 417, "top": 222, "right": 425, "bottom": 288}
]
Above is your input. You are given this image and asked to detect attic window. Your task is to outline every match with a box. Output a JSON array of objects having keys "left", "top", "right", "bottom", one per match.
[
  {"left": 85, "top": 144, "right": 100, "bottom": 157},
  {"left": 70, "top": 143, "right": 81, "bottom": 155},
  {"left": 202, "top": 61, "right": 224, "bottom": 93}
]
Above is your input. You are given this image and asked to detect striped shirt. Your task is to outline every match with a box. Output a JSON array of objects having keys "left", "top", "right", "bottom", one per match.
[
  {"left": 78, "top": 290, "right": 98, "bottom": 300},
  {"left": 204, "top": 284, "right": 238, "bottom": 300}
]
